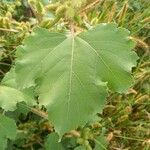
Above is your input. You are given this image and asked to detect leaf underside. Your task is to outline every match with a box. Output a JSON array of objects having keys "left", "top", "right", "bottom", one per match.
[{"left": 1, "top": 23, "right": 138, "bottom": 136}]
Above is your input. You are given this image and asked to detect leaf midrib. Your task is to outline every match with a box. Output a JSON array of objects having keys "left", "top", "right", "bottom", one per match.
[{"left": 67, "top": 37, "right": 75, "bottom": 121}]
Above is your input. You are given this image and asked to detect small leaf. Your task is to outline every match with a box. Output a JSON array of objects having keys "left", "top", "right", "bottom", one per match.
[
  {"left": 45, "top": 133, "right": 65, "bottom": 150},
  {"left": 94, "top": 128, "right": 108, "bottom": 150},
  {"left": 0, "top": 114, "right": 17, "bottom": 150},
  {"left": 0, "top": 86, "right": 32, "bottom": 111},
  {"left": 94, "top": 135, "right": 108, "bottom": 150},
  {"left": 1, "top": 68, "right": 35, "bottom": 111}
]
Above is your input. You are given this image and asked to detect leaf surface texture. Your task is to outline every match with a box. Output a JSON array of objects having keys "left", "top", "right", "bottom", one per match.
[{"left": 14, "top": 23, "right": 137, "bottom": 136}]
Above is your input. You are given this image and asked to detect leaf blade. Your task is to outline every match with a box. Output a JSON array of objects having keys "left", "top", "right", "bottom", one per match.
[{"left": 14, "top": 23, "right": 138, "bottom": 137}]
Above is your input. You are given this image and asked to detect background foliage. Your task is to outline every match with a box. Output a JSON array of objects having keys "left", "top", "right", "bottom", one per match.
[{"left": 0, "top": 0, "right": 149, "bottom": 149}]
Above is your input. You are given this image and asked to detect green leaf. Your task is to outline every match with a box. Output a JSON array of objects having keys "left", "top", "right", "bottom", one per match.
[
  {"left": 94, "top": 135, "right": 108, "bottom": 150},
  {"left": 1, "top": 68, "right": 35, "bottom": 111},
  {"left": 45, "top": 133, "right": 65, "bottom": 150},
  {"left": 14, "top": 23, "right": 138, "bottom": 136},
  {"left": 94, "top": 128, "right": 108, "bottom": 150},
  {"left": 0, "top": 114, "right": 17, "bottom": 150},
  {"left": 0, "top": 86, "right": 33, "bottom": 111}
]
